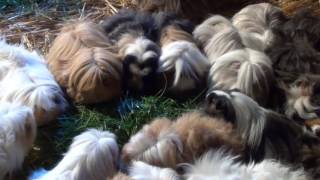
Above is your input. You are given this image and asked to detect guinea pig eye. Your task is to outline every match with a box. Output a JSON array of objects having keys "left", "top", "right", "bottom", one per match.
[{"left": 141, "top": 67, "right": 151, "bottom": 76}]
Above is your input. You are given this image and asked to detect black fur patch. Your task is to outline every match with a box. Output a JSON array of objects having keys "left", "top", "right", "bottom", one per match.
[
  {"left": 101, "top": 9, "right": 159, "bottom": 42},
  {"left": 266, "top": 35, "right": 320, "bottom": 81},
  {"left": 245, "top": 111, "right": 301, "bottom": 163},
  {"left": 153, "top": 11, "right": 195, "bottom": 34},
  {"left": 283, "top": 9, "right": 320, "bottom": 50},
  {"left": 204, "top": 91, "right": 236, "bottom": 123},
  {"left": 122, "top": 54, "right": 159, "bottom": 95}
]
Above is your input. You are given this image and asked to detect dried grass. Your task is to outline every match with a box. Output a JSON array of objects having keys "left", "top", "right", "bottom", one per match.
[
  {"left": 1, "top": 0, "right": 319, "bottom": 55},
  {"left": 1, "top": 0, "right": 320, "bottom": 178},
  {"left": 0, "top": 0, "right": 133, "bottom": 54}
]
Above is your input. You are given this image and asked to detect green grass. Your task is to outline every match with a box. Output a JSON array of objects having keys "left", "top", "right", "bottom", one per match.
[
  {"left": 0, "top": 0, "right": 83, "bottom": 12},
  {"left": 25, "top": 96, "right": 200, "bottom": 173},
  {"left": 55, "top": 96, "right": 198, "bottom": 151},
  {"left": 0, "top": 0, "right": 41, "bottom": 7}
]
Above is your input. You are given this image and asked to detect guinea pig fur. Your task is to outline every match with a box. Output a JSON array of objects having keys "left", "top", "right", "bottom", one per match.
[
  {"left": 208, "top": 48, "right": 274, "bottom": 106},
  {"left": 0, "top": 39, "right": 67, "bottom": 126},
  {"left": 305, "top": 119, "right": 320, "bottom": 137},
  {"left": 47, "top": 21, "right": 122, "bottom": 104},
  {"left": 278, "top": 76, "right": 320, "bottom": 121},
  {"left": 157, "top": 15, "right": 209, "bottom": 94},
  {"left": 36, "top": 129, "right": 119, "bottom": 180},
  {"left": 193, "top": 15, "right": 234, "bottom": 49},
  {"left": 204, "top": 90, "right": 319, "bottom": 163},
  {"left": 183, "top": 150, "right": 310, "bottom": 180},
  {"left": 266, "top": 34, "right": 320, "bottom": 79},
  {"left": 102, "top": 9, "right": 161, "bottom": 95},
  {"left": 0, "top": 102, "right": 36, "bottom": 179},
  {"left": 282, "top": 9, "right": 320, "bottom": 51},
  {"left": 194, "top": 19, "right": 264, "bottom": 64},
  {"left": 122, "top": 111, "right": 243, "bottom": 168},
  {"left": 109, "top": 161, "right": 181, "bottom": 180},
  {"left": 232, "top": 3, "right": 287, "bottom": 50}
]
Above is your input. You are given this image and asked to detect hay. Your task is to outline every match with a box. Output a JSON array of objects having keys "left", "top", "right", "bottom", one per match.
[
  {"left": 0, "top": 0, "right": 133, "bottom": 54},
  {"left": 1, "top": 0, "right": 320, "bottom": 178},
  {"left": 1, "top": 0, "right": 319, "bottom": 55}
]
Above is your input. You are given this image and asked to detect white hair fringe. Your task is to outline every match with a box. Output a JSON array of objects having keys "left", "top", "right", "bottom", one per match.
[
  {"left": 193, "top": 16, "right": 264, "bottom": 64},
  {"left": 0, "top": 102, "right": 36, "bottom": 179},
  {"left": 158, "top": 40, "right": 209, "bottom": 91},
  {"left": 193, "top": 15, "right": 233, "bottom": 47},
  {"left": 129, "top": 161, "right": 181, "bottom": 180},
  {"left": 184, "top": 150, "right": 309, "bottom": 180},
  {"left": 119, "top": 37, "right": 160, "bottom": 62},
  {"left": 232, "top": 3, "right": 284, "bottom": 50},
  {"left": 208, "top": 48, "right": 273, "bottom": 105},
  {"left": 36, "top": 129, "right": 119, "bottom": 180},
  {"left": 0, "top": 39, "right": 67, "bottom": 126}
]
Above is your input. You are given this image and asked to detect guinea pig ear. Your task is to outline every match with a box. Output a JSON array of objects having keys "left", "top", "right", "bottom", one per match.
[{"left": 175, "top": 163, "right": 192, "bottom": 175}]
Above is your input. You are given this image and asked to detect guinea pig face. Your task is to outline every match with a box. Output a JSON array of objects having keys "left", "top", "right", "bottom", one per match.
[
  {"left": 204, "top": 90, "right": 236, "bottom": 122},
  {"left": 122, "top": 38, "right": 160, "bottom": 94}
]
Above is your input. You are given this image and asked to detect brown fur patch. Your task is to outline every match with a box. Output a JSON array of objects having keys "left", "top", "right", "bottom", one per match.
[
  {"left": 173, "top": 111, "right": 244, "bottom": 161},
  {"left": 122, "top": 118, "right": 173, "bottom": 163},
  {"left": 47, "top": 21, "right": 122, "bottom": 104},
  {"left": 122, "top": 112, "right": 244, "bottom": 168},
  {"left": 160, "top": 25, "right": 195, "bottom": 46},
  {"left": 118, "top": 34, "right": 141, "bottom": 57},
  {"left": 305, "top": 119, "right": 320, "bottom": 126}
]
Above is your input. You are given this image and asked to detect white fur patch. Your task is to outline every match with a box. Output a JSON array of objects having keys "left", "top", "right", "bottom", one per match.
[
  {"left": 284, "top": 83, "right": 319, "bottom": 120},
  {"left": 208, "top": 48, "right": 273, "bottom": 105},
  {"left": 311, "top": 125, "right": 320, "bottom": 134},
  {"left": 0, "top": 102, "right": 36, "bottom": 179},
  {"left": 229, "top": 91, "right": 267, "bottom": 148},
  {"left": 193, "top": 15, "right": 233, "bottom": 47},
  {"left": 185, "top": 150, "right": 309, "bottom": 180},
  {"left": 124, "top": 37, "right": 160, "bottom": 63},
  {"left": 209, "top": 90, "right": 231, "bottom": 99},
  {"left": 232, "top": 3, "right": 283, "bottom": 50},
  {"left": 159, "top": 41, "right": 209, "bottom": 91},
  {"left": 0, "top": 39, "right": 67, "bottom": 126},
  {"left": 36, "top": 129, "right": 119, "bottom": 180},
  {"left": 130, "top": 161, "right": 181, "bottom": 180}
]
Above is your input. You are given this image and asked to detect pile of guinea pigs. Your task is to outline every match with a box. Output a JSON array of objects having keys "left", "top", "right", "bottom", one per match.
[{"left": 0, "top": 1, "right": 320, "bottom": 180}]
